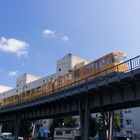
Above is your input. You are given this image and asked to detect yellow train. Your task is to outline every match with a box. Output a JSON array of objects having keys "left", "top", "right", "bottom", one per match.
[{"left": 2, "top": 52, "right": 127, "bottom": 107}]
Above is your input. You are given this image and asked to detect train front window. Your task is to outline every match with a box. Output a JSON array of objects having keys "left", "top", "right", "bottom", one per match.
[{"left": 112, "top": 55, "right": 125, "bottom": 63}]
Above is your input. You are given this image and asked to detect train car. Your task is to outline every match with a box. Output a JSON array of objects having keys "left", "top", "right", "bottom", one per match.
[
  {"left": 75, "top": 52, "right": 127, "bottom": 81},
  {"left": 1, "top": 52, "right": 127, "bottom": 107},
  {"left": 54, "top": 72, "right": 75, "bottom": 92},
  {"left": 1, "top": 79, "right": 55, "bottom": 107},
  {"left": 53, "top": 52, "right": 127, "bottom": 89}
]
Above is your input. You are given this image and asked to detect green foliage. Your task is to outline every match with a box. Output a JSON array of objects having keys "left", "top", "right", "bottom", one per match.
[
  {"left": 95, "top": 112, "right": 121, "bottom": 131},
  {"left": 19, "top": 120, "right": 32, "bottom": 137},
  {"left": 49, "top": 118, "right": 63, "bottom": 137},
  {"left": 114, "top": 112, "right": 121, "bottom": 131},
  {"left": 51, "top": 117, "right": 77, "bottom": 128},
  {"left": 2, "top": 120, "right": 32, "bottom": 137},
  {"left": 89, "top": 118, "right": 98, "bottom": 137},
  {"left": 49, "top": 116, "right": 77, "bottom": 137},
  {"left": 63, "top": 117, "right": 77, "bottom": 127},
  {"left": 2, "top": 122, "right": 14, "bottom": 134}
]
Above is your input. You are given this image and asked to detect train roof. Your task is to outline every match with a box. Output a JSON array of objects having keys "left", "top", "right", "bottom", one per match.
[{"left": 92, "top": 52, "right": 127, "bottom": 63}]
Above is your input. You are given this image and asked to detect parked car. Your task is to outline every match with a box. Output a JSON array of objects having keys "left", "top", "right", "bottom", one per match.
[
  {"left": 1, "top": 132, "right": 13, "bottom": 140},
  {"left": 114, "top": 136, "right": 132, "bottom": 140},
  {"left": 54, "top": 127, "right": 80, "bottom": 140},
  {"left": 18, "top": 137, "right": 23, "bottom": 140}
]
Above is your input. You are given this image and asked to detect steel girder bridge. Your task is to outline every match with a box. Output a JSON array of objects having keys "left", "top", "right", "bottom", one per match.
[{"left": 1, "top": 55, "right": 140, "bottom": 140}]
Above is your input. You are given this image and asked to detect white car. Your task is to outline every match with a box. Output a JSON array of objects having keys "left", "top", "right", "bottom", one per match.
[{"left": 18, "top": 137, "right": 23, "bottom": 140}]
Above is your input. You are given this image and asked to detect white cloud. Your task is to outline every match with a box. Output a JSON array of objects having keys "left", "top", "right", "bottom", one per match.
[
  {"left": 61, "top": 36, "right": 70, "bottom": 43},
  {"left": 8, "top": 71, "right": 18, "bottom": 77},
  {"left": 43, "top": 28, "right": 70, "bottom": 43},
  {"left": 43, "top": 29, "right": 56, "bottom": 38},
  {"left": 0, "top": 37, "right": 29, "bottom": 57}
]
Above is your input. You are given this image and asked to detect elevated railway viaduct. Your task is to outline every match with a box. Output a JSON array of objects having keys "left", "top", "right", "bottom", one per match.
[{"left": 1, "top": 56, "right": 140, "bottom": 140}]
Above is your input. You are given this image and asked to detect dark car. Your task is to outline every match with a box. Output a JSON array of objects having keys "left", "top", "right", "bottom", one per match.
[{"left": 114, "top": 137, "right": 132, "bottom": 140}]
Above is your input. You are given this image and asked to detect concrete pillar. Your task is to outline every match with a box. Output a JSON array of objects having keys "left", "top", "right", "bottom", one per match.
[{"left": 14, "top": 115, "right": 21, "bottom": 140}]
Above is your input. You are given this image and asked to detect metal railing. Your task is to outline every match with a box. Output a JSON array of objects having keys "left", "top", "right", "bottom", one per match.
[
  {"left": 58, "top": 55, "right": 140, "bottom": 92},
  {"left": 1, "top": 55, "right": 140, "bottom": 109}
]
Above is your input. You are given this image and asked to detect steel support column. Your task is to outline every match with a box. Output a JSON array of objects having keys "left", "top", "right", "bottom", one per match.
[
  {"left": 109, "top": 111, "right": 114, "bottom": 140},
  {"left": 79, "top": 100, "right": 85, "bottom": 140},
  {"left": 14, "top": 115, "right": 21, "bottom": 140},
  {"left": 0, "top": 124, "right": 2, "bottom": 133},
  {"left": 84, "top": 97, "right": 90, "bottom": 140}
]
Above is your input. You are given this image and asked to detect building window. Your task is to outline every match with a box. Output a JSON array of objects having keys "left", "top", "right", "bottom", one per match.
[
  {"left": 59, "top": 68, "right": 61, "bottom": 72},
  {"left": 126, "top": 119, "right": 132, "bottom": 125},
  {"left": 127, "top": 131, "right": 132, "bottom": 135},
  {"left": 125, "top": 110, "right": 131, "bottom": 114}
]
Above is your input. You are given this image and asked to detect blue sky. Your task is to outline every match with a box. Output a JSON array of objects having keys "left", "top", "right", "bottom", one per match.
[{"left": 0, "top": 0, "right": 140, "bottom": 87}]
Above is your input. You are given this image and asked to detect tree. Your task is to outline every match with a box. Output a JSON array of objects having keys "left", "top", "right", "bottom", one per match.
[
  {"left": 89, "top": 117, "right": 98, "bottom": 137},
  {"left": 2, "top": 120, "right": 32, "bottom": 137},
  {"left": 63, "top": 117, "right": 77, "bottom": 127},
  {"left": 94, "top": 111, "right": 121, "bottom": 140},
  {"left": 114, "top": 112, "right": 121, "bottom": 132},
  {"left": 49, "top": 116, "right": 77, "bottom": 137},
  {"left": 2, "top": 122, "right": 14, "bottom": 134},
  {"left": 19, "top": 120, "right": 32, "bottom": 137}
]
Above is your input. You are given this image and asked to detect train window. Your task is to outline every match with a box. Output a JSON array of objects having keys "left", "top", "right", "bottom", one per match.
[
  {"left": 22, "top": 92, "right": 25, "bottom": 97},
  {"left": 99, "top": 60, "right": 102, "bottom": 68},
  {"left": 91, "top": 63, "right": 94, "bottom": 68},
  {"left": 69, "top": 73, "right": 72, "bottom": 79},
  {"left": 112, "top": 55, "right": 125, "bottom": 62},
  {"left": 48, "top": 82, "right": 52, "bottom": 87},
  {"left": 32, "top": 89, "right": 36, "bottom": 94},
  {"left": 26, "top": 90, "right": 30, "bottom": 95},
  {"left": 105, "top": 56, "right": 110, "bottom": 64},
  {"left": 95, "top": 62, "right": 98, "bottom": 69},
  {"left": 15, "top": 96, "right": 18, "bottom": 100},
  {"left": 95, "top": 61, "right": 102, "bottom": 69},
  {"left": 85, "top": 64, "right": 91, "bottom": 69},
  {"left": 76, "top": 69, "right": 80, "bottom": 77}
]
